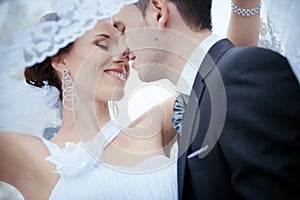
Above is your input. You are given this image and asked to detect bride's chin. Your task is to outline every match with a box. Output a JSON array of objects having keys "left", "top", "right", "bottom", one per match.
[{"left": 111, "top": 91, "right": 125, "bottom": 101}]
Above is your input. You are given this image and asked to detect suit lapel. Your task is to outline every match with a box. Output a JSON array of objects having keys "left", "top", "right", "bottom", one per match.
[
  {"left": 178, "top": 39, "right": 234, "bottom": 199},
  {"left": 177, "top": 79, "right": 204, "bottom": 200}
]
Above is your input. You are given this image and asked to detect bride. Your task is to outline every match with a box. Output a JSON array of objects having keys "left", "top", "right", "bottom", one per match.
[{"left": 0, "top": 0, "right": 178, "bottom": 199}]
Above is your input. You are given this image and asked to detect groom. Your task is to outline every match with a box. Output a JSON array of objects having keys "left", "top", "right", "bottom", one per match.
[{"left": 114, "top": 0, "right": 300, "bottom": 199}]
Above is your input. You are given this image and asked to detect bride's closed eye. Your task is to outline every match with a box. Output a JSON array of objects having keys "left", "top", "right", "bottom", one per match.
[
  {"left": 96, "top": 43, "right": 109, "bottom": 51},
  {"left": 94, "top": 33, "right": 110, "bottom": 51}
]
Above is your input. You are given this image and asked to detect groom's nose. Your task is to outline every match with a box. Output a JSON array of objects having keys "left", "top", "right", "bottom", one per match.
[
  {"left": 129, "top": 51, "right": 136, "bottom": 61},
  {"left": 118, "top": 35, "right": 130, "bottom": 58},
  {"left": 111, "top": 36, "right": 131, "bottom": 64}
]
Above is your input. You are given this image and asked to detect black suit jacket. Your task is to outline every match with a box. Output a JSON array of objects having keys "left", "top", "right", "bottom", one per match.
[{"left": 178, "top": 39, "right": 300, "bottom": 200}]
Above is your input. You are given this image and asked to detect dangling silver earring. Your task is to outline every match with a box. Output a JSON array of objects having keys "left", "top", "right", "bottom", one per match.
[
  {"left": 109, "top": 101, "right": 119, "bottom": 118},
  {"left": 62, "top": 69, "right": 80, "bottom": 110}
]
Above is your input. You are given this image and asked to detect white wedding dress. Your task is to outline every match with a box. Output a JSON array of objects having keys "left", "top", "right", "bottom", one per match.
[
  {"left": 259, "top": 0, "right": 300, "bottom": 83},
  {"left": 41, "top": 120, "right": 178, "bottom": 200}
]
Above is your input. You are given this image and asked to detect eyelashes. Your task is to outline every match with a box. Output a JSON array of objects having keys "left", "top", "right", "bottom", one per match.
[{"left": 96, "top": 43, "right": 109, "bottom": 51}]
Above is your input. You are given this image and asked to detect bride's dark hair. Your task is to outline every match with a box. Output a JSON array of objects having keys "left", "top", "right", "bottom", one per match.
[{"left": 24, "top": 13, "right": 74, "bottom": 99}]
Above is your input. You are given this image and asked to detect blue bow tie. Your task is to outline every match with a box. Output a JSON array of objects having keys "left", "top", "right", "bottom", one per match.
[{"left": 172, "top": 93, "right": 189, "bottom": 134}]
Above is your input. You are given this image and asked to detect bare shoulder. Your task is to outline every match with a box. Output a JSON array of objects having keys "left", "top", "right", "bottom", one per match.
[
  {"left": 0, "top": 131, "right": 52, "bottom": 186},
  {"left": 127, "top": 96, "right": 176, "bottom": 137},
  {"left": 0, "top": 131, "right": 46, "bottom": 154},
  {"left": 128, "top": 106, "right": 163, "bottom": 130},
  {"left": 126, "top": 96, "right": 177, "bottom": 155},
  {"left": 160, "top": 96, "right": 176, "bottom": 110},
  {"left": 128, "top": 96, "right": 176, "bottom": 128},
  {"left": 158, "top": 97, "right": 177, "bottom": 156}
]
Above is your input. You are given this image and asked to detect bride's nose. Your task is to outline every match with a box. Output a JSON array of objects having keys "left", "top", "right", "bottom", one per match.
[{"left": 113, "top": 35, "right": 135, "bottom": 63}]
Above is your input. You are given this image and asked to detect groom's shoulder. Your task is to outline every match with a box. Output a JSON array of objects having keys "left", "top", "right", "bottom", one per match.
[
  {"left": 219, "top": 45, "right": 289, "bottom": 68},
  {"left": 214, "top": 44, "right": 295, "bottom": 83},
  {"left": 225, "top": 44, "right": 278, "bottom": 56}
]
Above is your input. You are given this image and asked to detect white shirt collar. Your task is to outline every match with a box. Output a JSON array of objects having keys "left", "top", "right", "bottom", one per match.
[{"left": 176, "top": 34, "right": 221, "bottom": 95}]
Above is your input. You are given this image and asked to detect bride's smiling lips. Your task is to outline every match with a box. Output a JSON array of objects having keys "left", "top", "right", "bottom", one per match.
[{"left": 104, "top": 66, "right": 127, "bottom": 81}]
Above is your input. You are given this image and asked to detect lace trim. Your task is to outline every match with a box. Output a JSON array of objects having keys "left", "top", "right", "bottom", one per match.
[
  {"left": 7, "top": 0, "right": 139, "bottom": 67},
  {"left": 258, "top": 0, "right": 300, "bottom": 83},
  {"left": 259, "top": 20, "right": 284, "bottom": 55}
]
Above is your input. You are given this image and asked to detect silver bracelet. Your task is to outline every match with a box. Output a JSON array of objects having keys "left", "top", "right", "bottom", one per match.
[{"left": 231, "top": 0, "right": 262, "bottom": 17}]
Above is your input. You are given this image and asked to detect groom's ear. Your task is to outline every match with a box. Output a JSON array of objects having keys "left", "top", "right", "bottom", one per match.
[{"left": 149, "top": 0, "right": 169, "bottom": 29}]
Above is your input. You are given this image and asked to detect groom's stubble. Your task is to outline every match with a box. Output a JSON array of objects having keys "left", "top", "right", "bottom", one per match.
[{"left": 113, "top": 4, "right": 182, "bottom": 83}]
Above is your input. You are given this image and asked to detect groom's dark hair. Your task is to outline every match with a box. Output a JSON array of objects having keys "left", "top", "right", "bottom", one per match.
[{"left": 135, "top": 0, "right": 212, "bottom": 32}]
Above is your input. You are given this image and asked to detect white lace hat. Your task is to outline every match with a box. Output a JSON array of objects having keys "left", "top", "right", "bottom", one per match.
[{"left": 22, "top": 0, "right": 138, "bottom": 67}]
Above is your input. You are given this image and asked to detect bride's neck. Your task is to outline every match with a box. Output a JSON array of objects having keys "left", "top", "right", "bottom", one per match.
[{"left": 57, "top": 100, "right": 111, "bottom": 143}]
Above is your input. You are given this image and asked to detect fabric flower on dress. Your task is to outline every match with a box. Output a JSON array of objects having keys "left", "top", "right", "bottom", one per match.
[{"left": 46, "top": 142, "right": 99, "bottom": 179}]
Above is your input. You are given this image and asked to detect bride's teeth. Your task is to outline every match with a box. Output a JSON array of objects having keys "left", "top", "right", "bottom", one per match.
[{"left": 106, "top": 71, "right": 126, "bottom": 81}]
